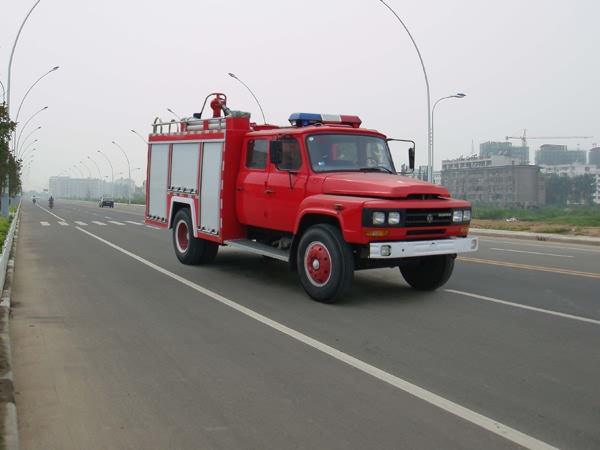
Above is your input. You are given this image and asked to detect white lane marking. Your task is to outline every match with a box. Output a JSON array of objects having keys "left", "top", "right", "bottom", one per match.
[
  {"left": 38, "top": 206, "right": 65, "bottom": 221},
  {"left": 58, "top": 221, "right": 69, "bottom": 226},
  {"left": 479, "top": 238, "right": 600, "bottom": 254},
  {"left": 104, "top": 216, "right": 113, "bottom": 219},
  {"left": 445, "top": 290, "right": 600, "bottom": 326},
  {"left": 74, "top": 221, "right": 88, "bottom": 226},
  {"left": 75, "top": 225, "right": 558, "bottom": 450},
  {"left": 125, "top": 221, "right": 143, "bottom": 226},
  {"left": 489, "top": 248, "right": 574, "bottom": 258},
  {"left": 40, "top": 221, "right": 50, "bottom": 227},
  {"left": 91, "top": 221, "right": 107, "bottom": 226},
  {"left": 108, "top": 221, "right": 126, "bottom": 226},
  {"left": 145, "top": 225, "right": 160, "bottom": 230}
]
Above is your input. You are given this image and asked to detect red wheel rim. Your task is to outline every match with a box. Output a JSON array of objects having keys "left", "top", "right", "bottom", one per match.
[
  {"left": 304, "top": 241, "right": 332, "bottom": 287},
  {"left": 176, "top": 221, "right": 189, "bottom": 253}
]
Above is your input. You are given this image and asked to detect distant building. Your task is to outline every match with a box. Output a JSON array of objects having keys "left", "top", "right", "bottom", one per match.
[
  {"left": 589, "top": 147, "right": 600, "bottom": 167},
  {"left": 441, "top": 155, "right": 545, "bottom": 207},
  {"left": 480, "top": 141, "right": 529, "bottom": 164},
  {"left": 540, "top": 163, "right": 600, "bottom": 205},
  {"left": 535, "top": 144, "right": 586, "bottom": 165}
]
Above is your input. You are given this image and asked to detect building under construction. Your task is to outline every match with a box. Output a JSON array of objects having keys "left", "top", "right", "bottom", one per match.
[{"left": 535, "top": 144, "right": 587, "bottom": 165}]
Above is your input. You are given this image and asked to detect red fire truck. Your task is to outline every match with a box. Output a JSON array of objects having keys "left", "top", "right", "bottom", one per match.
[{"left": 145, "top": 93, "right": 478, "bottom": 302}]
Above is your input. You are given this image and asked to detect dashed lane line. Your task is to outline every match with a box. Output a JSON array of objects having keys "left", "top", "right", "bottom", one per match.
[
  {"left": 125, "top": 221, "right": 144, "bottom": 226},
  {"left": 74, "top": 225, "right": 559, "bottom": 450},
  {"left": 58, "top": 221, "right": 69, "bottom": 226},
  {"left": 74, "top": 221, "right": 88, "bottom": 226},
  {"left": 108, "top": 221, "right": 126, "bottom": 226},
  {"left": 445, "top": 290, "right": 600, "bottom": 326},
  {"left": 91, "top": 221, "right": 107, "bottom": 226},
  {"left": 40, "top": 221, "right": 50, "bottom": 227},
  {"left": 459, "top": 256, "right": 600, "bottom": 279}
]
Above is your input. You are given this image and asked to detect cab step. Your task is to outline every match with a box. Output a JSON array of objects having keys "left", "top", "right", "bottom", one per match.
[{"left": 224, "top": 239, "right": 290, "bottom": 262}]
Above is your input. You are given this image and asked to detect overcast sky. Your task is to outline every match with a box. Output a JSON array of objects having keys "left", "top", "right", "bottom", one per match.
[{"left": 2, "top": 0, "right": 599, "bottom": 191}]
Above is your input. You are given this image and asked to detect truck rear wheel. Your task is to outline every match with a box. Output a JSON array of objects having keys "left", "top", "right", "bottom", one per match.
[
  {"left": 173, "top": 209, "right": 218, "bottom": 265},
  {"left": 399, "top": 254, "right": 455, "bottom": 291},
  {"left": 297, "top": 224, "right": 353, "bottom": 303}
]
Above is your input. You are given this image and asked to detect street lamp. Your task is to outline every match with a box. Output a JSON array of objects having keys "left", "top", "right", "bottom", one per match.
[
  {"left": 13, "top": 66, "right": 59, "bottom": 127},
  {"left": 167, "top": 108, "right": 182, "bottom": 121},
  {"left": 87, "top": 155, "right": 103, "bottom": 199},
  {"left": 17, "top": 127, "right": 41, "bottom": 158},
  {"left": 378, "top": 0, "right": 431, "bottom": 181},
  {"left": 97, "top": 150, "right": 114, "bottom": 197},
  {"left": 15, "top": 105, "right": 47, "bottom": 153},
  {"left": 20, "top": 147, "right": 36, "bottom": 161},
  {"left": 79, "top": 160, "right": 92, "bottom": 177},
  {"left": 112, "top": 140, "right": 131, "bottom": 204},
  {"left": 131, "top": 129, "right": 148, "bottom": 145},
  {"left": 228, "top": 72, "right": 266, "bottom": 124},
  {"left": 431, "top": 93, "right": 466, "bottom": 182},
  {"left": 5, "top": 0, "right": 42, "bottom": 115}
]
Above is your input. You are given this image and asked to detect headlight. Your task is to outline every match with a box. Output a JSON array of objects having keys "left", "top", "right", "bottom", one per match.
[
  {"left": 453, "top": 210, "right": 463, "bottom": 222},
  {"left": 388, "top": 212, "right": 400, "bottom": 225},
  {"left": 463, "top": 210, "right": 471, "bottom": 222},
  {"left": 372, "top": 212, "right": 385, "bottom": 225}
]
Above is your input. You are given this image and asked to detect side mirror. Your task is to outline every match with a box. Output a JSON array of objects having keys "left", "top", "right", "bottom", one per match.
[
  {"left": 408, "top": 147, "right": 415, "bottom": 170},
  {"left": 270, "top": 140, "right": 282, "bottom": 164}
]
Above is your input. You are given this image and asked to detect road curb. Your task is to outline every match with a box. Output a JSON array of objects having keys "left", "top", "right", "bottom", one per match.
[
  {"left": 470, "top": 227, "right": 600, "bottom": 246},
  {"left": 0, "top": 209, "right": 20, "bottom": 450}
]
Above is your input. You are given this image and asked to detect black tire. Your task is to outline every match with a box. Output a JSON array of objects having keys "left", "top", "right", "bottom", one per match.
[
  {"left": 399, "top": 254, "right": 455, "bottom": 291},
  {"left": 297, "top": 224, "right": 354, "bottom": 303},
  {"left": 173, "top": 208, "right": 218, "bottom": 265}
]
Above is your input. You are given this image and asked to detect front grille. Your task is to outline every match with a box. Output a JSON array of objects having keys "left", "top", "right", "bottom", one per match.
[
  {"left": 405, "top": 209, "right": 453, "bottom": 227},
  {"left": 407, "top": 229, "right": 446, "bottom": 236}
]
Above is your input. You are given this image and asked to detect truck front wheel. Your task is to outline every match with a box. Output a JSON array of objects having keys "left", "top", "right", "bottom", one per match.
[
  {"left": 399, "top": 254, "right": 455, "bottom": 291},
  {"left": 173, "top": 209, "right": 218, "bottom": 265},
  {"left": 297, "top": 224, "right": 354, "bottom": 303}
]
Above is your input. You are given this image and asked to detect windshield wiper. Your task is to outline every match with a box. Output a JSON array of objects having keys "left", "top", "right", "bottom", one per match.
[{"left": 358, "top": 166, "right": 393, "bottom": 174}]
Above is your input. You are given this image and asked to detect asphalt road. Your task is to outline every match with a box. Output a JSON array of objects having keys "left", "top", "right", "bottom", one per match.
[{"left": 10, "top": 200, "right": 600, "bottom": 450}]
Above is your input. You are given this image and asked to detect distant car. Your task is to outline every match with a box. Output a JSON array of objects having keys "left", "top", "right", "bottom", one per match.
[{"left": 99, "top": 197, "right": 114, "bottom": 208}]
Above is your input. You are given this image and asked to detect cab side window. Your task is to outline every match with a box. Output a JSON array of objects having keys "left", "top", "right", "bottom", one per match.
[
  {"left": 279, "top": 138, "right": 302, "bottom": 171},
  {"left": 246, "top": 139, "right": 268, "bottom": 169}
]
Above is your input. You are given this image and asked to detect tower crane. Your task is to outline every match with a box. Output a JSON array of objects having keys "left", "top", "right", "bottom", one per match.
[{"left": 505, "top": 129, "right": 593, "bottom": 147}]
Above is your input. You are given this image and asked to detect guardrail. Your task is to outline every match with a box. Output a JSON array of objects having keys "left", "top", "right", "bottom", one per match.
[{"left": 0, "top": 204, "right": 20, "bottom": 293}]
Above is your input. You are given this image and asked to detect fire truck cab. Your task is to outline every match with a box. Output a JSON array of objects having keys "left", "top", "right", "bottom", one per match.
[{"left": 145, "top": 93, "right": 478, "bottom": 302}]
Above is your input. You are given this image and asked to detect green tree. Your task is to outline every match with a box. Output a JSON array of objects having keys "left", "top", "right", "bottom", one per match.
[
  {"left": 1, "top": 102, "right": 18, "bottom": 197},
  {"left": 0, "top": 102, "right": 21, "bottom": 195},
  {"left": 545, "top": 174, "right": 571, "bottom": 206},
  {"left": 571, "top": 174, "right": 595, "bottom": 205}
]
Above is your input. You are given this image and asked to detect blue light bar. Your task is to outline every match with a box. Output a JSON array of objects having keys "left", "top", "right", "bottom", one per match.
[{"left": 288, "top": 113, "right": 362, "bottom": 128}]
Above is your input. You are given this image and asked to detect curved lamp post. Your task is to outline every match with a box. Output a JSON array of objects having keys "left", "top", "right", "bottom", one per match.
[
  {"left": 112, "top": 140, "right": 131, "bottom": 204},
  {"left": 6, "top": 0, "right": 42, "bottom": 115},
  {"left": 167, "top": 108, "right": 182, "bottom": 121},
  {"left": 431, "top": 93, "right": 466, "bottom": 180},
  {"left": 87, "top": 155, "right": 103, "bottom": 198},
  {"left": 378, "top": 0, "right": 431, "bottom": 180},
  {"left": 17, "top": 127, "right": 41, "bottom": 158},
  {"left": 13, "top": 66, "right": 59, "bottom": 127},
  {"left": 131, "top": 129, "right": 148, "bottom": 145},
  {"left": 97, "top": 150, "right": 114, "bottom": 197},
  {"left": 15, "top": 105, "right": 47, "bottom": 153},
  {"left": 228, "top": 72, "right": 266, "bottom": 124}
]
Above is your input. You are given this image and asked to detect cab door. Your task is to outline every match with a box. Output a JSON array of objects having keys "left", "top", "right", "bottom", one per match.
[
  {"left": 236, "top": 138, "right": 270, "bottom": 228},
  {"left": 264, "top": 138, "right": 307, "bottom": 232}
]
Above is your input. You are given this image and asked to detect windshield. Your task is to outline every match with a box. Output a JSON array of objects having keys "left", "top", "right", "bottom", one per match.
[{"left": 305, "top": 134, "right": 395, "bottom": 173}]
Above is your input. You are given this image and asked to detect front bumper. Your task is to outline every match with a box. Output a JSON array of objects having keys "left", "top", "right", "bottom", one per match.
[{"left": 369, "top": 237, "right": 478, "bottom": 259}]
